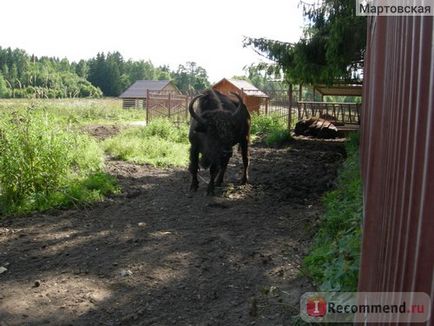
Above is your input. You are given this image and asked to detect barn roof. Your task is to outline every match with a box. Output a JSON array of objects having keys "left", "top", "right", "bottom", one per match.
[
  {"left": 119, "top": 80, "right": 172, "bottom": 98},
  {"left": 213, "top": 78, "right": 269, "bottom": 98}
]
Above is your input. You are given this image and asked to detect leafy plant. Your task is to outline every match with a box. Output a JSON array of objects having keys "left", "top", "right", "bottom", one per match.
[
  {"left": 250, "top": 113, "right": 292, "bottom": 145},
  {"left": 0, "top": 108, "right": 118, "bottom": 215},
  {"left": 303, "top": 133, "right": 362, "bottom": 291}
]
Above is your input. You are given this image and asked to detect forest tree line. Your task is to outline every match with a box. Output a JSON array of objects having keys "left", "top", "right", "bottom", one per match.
[{"left": 0, "top": 47, "right": 212, "bottom": 99}]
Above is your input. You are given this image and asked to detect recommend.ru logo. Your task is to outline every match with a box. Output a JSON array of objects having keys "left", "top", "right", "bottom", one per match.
[{"left": 300, "top": 292, "right": 431, "bottom": 323}]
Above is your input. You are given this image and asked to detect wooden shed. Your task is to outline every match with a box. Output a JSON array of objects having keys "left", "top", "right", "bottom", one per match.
[
  {"left": 212, "top": 78, "right": 269, "bottom": 113},
  {"left": 119, "top": 80, "right": 181, "bottom": 109}
]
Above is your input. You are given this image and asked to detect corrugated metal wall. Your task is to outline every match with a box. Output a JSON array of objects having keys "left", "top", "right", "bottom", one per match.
[{"left": 359, "top": 14, "right": 433, "bottom": 322}]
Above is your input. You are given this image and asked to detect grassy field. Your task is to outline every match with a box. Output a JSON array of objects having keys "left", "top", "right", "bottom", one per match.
[
  {"left": 0, "top": 98, "right": 137, "bottom": 215},
  {"left": 0, "top": 98, "right": 145, "bottom": 125},
  {"left": 103, "top": 118, "right": 190, "bottom": 167},
  {"left": 0, "top": 98, "right": 292, "bottom": 215},
  {"left": 103, "top": 112, "right": 292, "bottom": 167}
]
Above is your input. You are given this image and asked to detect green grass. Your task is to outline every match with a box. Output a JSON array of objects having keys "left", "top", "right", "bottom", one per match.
[
  {"left": 104, "top": 118, "right": 189, "bottom": 167},
  {"left": 104, "top": 114, "right": 293, "bottom": 167},
  {"left": 0, "top": 98, "right": 145, "bottom": 125},
  {"left": 0, "top": 108, "right": 118, "bottom": 215},
  {"left": 303, "top": 133, "right": 362, "bottom": 291},
  {"left": 250, "top": 113, "right": 292, "bottom": 145}
]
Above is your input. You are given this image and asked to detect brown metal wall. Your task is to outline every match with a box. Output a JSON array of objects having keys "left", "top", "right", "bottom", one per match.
[{"left": 359, "top": 14, "right": 434, "bottom": 321}]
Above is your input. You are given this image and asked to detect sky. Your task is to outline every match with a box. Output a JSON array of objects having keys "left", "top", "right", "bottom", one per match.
[{"left": 0, "top": 0, "right": 305, "bottom": 83}]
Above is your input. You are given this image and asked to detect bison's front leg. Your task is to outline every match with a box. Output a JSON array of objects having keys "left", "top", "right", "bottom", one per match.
[
  {"left": 189, "top": 146, "right": 200, "bottom": 191},
  {"left": 207, "top": 163, "right": 218, "bottom": 196},
  {"left": 215, "top": 156, "right": 230, "bottom": 187},
  {"left": 240, "top": 140, "right": 249, "bottom": 184}
]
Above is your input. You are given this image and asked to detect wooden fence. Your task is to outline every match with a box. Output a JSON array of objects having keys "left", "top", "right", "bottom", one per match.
[
  {"left": 145, "top": 90, "right": 189, "bottom": 125},
  {"left": 297, "top": 101, "right": 361, "bottom": 125}
]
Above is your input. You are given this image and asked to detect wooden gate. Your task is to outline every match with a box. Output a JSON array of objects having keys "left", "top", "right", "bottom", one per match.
[{"left": 146, "top": 90, "right": 189, "bottom": 125}]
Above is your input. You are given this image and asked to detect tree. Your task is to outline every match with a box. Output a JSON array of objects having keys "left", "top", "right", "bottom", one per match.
[
  {"left": 105, "top": 55, "right": 122, "bottom": 96},
  {"left": 232, "top": 65, "right": 288, "bottom": 93},
  {"left": 88, "top": 52, "right": 109, "bottom": 95},
  {"left": 155, "top": 65, "right": 171, "bottom": 80},
  {"left": 0, "top": 73, "right": 8, "bottom": 98},
  {"left": 75, "top": 60, "right": 89, "bottom": 78},
  {"left": 172, "top": 62, "right": 210, "bottom": 94},
  {"left": 243, "top": 0, "right": 366, "bottom": 84}
]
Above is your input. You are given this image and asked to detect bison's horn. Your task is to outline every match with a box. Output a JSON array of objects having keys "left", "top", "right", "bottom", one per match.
[
  {"left": 189, "top": 95, "right": 207, "bottom": 125},
  {"left": 230, "top": 92, "right": 244, "bottom": 116}
]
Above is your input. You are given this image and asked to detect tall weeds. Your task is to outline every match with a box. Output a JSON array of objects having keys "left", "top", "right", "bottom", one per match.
[{"left": 0, "top": 108, "right": 117, "bottom": 215}]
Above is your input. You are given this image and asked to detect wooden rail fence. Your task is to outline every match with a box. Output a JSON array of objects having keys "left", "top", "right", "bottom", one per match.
[{"left": 297, "top": 101, "right": 361, "bottom": 125}]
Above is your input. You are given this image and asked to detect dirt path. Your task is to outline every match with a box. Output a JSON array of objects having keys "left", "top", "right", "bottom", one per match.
[{"left": 0, "top": 139, "right": 345, "bottom": 326}]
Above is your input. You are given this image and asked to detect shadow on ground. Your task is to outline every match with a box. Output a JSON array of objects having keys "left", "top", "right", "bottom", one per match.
[{"left": 0, "top": 139, "right": 345, "bottom": 326}]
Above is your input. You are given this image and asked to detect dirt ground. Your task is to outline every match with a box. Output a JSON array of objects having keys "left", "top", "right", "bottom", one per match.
[{"left": 0, "top": 136, "right": 345, "bottom": 326}]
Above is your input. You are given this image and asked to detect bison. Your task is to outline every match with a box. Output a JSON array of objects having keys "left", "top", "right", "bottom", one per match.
[
  {"left": 188, "top": 90, "right": 251, "bottom": 195},
  {"left": 294, "top": 118, "right": 338, "bottom": 139}
]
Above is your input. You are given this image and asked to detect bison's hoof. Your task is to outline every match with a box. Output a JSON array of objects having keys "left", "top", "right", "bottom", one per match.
[
  {"left": 241, "top": 178, "right": 249, "bottom": 185},
  {"left": 190, "top": 184, "right": 198, "bottom": 192}
]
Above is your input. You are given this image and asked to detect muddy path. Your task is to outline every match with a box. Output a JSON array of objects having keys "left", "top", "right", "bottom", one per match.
[{"left": 0, "top": 139, "right": 345, "bottom": 326}]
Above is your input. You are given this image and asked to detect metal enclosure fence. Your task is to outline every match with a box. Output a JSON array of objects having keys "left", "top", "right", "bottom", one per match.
[
  {"left": 358, "top": 14, "right": 434, "bottom": 321},
  {"left": 260, "top": 89, "right": 292, "bottom": 125}
]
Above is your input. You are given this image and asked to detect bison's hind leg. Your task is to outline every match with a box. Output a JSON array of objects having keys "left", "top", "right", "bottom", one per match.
[
  {"left": 240, "top": 140, "right": 249, "bottom": 185},
  {"left": 189, "top": 146, "right": 200, "bottom": 191}
]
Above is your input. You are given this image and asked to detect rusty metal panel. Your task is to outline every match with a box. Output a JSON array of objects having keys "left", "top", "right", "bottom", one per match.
[{"left": 359, "top": 14, "right": 434, "bottom": 323}]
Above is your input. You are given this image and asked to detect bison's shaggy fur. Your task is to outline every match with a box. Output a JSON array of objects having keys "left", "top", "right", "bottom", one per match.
[{"left": 188, "top": 90, "right": 251, "bottom": 195}]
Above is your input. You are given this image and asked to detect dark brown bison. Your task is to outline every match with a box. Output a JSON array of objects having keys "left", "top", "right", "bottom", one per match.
[
  {"left": 294, "top": 118, "right": 338, "bottom": 139},
  {"left": 188, "top": 90, "right": 251, "bottom": 195}
]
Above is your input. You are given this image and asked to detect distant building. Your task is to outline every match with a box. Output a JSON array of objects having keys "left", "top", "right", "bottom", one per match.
[
  {"left": 119, "top": 80, "right": 181, "bottom": 109},
  {"left": 212, "top": 78, "right": 269, "bottom": 113}
]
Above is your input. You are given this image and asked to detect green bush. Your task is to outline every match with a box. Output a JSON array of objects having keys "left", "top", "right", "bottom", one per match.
[
  {"left": 250, "top": 113, "right": 291, "bottom": 145},
  {"left": 303, "top": 133, "right": 362, "bottom": 291},
  {"left": 0, "top": 109, "right": 118, "bottom": 215},
  {"left": 104, "top": 118, "right": 189, "bottom": 167}
]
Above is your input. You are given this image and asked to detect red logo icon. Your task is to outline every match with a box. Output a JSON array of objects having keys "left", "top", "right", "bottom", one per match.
[{"left": 306, "top": 296, "right": 327, "bottom": 317}]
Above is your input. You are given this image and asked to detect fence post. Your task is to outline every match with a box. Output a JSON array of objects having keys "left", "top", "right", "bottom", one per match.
[
  {"left": 185, "top": 96, "right": 189, "bottom": 121},
  {"left": 168, "top": 92, "right": 172, "bottom": 118},
  {"left": 298, "top": 83, "right": 303, "bottom": 103},
  {"left": 265, "top": 98, "right": 269, "bottom": 115},
  {"left": 357, "top": 103, "right": 361, "bottom": 124},
  {"left": 146, "top": 89, "right": 149, "bottom": 124},
  {"left": 288, "top": 84, "right": 293, "bottom": 130}
]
